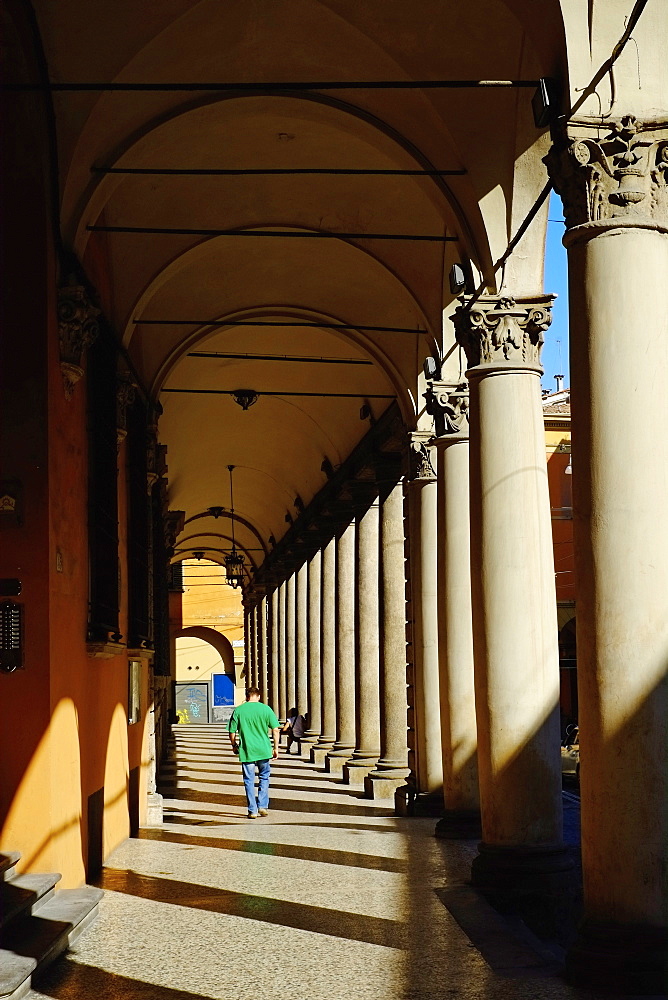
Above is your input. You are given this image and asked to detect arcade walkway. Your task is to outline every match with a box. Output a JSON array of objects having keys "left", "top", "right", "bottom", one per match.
[{"left": 27, "top": 727, "right": 609, "bottom": 1000}]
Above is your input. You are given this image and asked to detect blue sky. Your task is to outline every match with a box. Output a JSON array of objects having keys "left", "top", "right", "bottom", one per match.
[{"left": 541, "top": 191, "right": 569, "bottom": 391}]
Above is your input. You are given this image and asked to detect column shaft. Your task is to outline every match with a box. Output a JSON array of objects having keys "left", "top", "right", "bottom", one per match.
[
  {"left": 258, "top": 595, "right": 268, "bottom": 703},
  {"left": 296, "top": 561, "right": 309, "bottom": 722},
  {"left": 285, "top": 571, "right": 296, "bottom": 712},
  {"left": 326, "top": 519, "right": 356, "bottom": 773},
  {"left": 305, "top": 549, "right": 322, "bottom": 742},
  {"left": 278, "top": 581, "right": 287, "bottom": 720},
  {"left": 366, "top": 477, "right": 410, "bottom": 798},
  {"left": 407, "top": 443, "right": 443, "bottom": 805},
  {"left": 434, "top": 432, "right": 480, "bottom": 839},
  {"left": 567, "top": 221, "right": 668, "bottom": 987},
  {"left": 455, "top": 294, "right": 568, "bottom": 895},
  {"left": 344, "top": 495, "right": 381, "bottom": 785},
  {"left": 312, "top": 536, "right": 336, "bottom": 765},
  {"left": 269, "top": 587, "right": 280, "bottom": 716}
]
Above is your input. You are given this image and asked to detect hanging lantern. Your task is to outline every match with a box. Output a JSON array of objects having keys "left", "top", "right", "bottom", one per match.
[{"left": 225, "top": 464, "right": 245, "bottom": 589}]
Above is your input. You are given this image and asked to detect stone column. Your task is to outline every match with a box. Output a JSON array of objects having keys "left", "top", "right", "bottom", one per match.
[
  {"left": 547, "top": 118, "right": 668, "bottom": 993},
  {"left": 285, "top": 570, "right": 296, "bottom": 713},
  {"left": 258, "top": 593, "right": 268, "bottom": 703},
  {"left": 295, "top": 561, "right": 309, "bottom": 731},
  {"left": 304, "top": 548, "right": 322, "bottom": 746},
  {"left": 404, "top": 433, "right": 443, "bottom": 811},
  {"left": 243, "top": 602, "right": 251, "bottom": 688},
  {"left": 427, "top": 382, "right": 480, "bottom": 839},
  {"left": 366, "top": 474, "right": 410, "bottom": 798},
  {"left": 344, "top": 489, "right": 381, "bottom": 786},
  {"left": 278, "top": 580, "right": 287, "bottom": 721},
  {"left": 326, "top": 518, "right": 356, "bottom": 774},
  {"left": 269, "top": 586, "right": 280, "bottom": 715},
  {"left": 453, "top": 293, "right": 570, "bottom": 897},
  {"left": 312, "top": 535, "right": 337, "bottom": 766},
  {"left": 248, "top": 601, "right": 257, "bottom": 689}
]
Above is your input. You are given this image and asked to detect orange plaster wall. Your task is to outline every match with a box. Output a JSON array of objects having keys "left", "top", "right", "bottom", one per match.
[{"left": 0, "top": 0, "right": 151, "bottom": 889}]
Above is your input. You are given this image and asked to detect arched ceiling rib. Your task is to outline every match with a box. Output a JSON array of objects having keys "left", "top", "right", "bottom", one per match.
[{"left": 31, "top": 0, "right": 569, "bottom": 570}]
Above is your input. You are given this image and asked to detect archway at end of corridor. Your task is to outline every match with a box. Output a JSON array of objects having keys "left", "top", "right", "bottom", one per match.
[{"left": 174, "top": 626, "right": 237, "bottom": 726}]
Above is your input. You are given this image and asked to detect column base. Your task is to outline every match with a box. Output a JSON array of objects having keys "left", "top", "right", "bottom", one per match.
[
  {"left": 566, "top": 920, "right": 668, "bottom": 996},
  {"left": 434, "top": 808, "right": 482, "bottom": 840},
  {"left": 471, "top": 841, "right": 575, "bottom": 899},
  {"left": 342, "top": 759, "right": 378, "bottom": 787},
  {"left": 395, "top": 786, "right": 444, "bottom": 817},
  {"left": 144, "top": 792, "right": 164, "bottom": 827},
  {"left": 325, "top": 747, "right": 354, "bottom": 774},
  {"left": 310, "top": 744, "right": 334, "bottom": 767},
  {"left": 364, "top": 768, "right": 410, "bottom": 800}
]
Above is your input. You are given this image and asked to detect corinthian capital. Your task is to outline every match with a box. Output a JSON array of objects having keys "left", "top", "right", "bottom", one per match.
[
  {"left": 545, "top": 116, "right": 668, "bottom": 231},
  {"left": 453, "top": 295, "right": 553, "bottom": 370},
  {"left": 424, "top": 381, "right": 469, "bottom": 438},
  {"left": 408, "top": 431, "right": 436, "bottom": 482},
  {"left": 57, "top": 280, "right": 101, "bottom": 399}
]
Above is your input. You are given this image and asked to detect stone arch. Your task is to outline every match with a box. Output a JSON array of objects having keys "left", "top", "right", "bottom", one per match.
[{"left": 175, "top": 625, "right": 236, "bottom": 680}]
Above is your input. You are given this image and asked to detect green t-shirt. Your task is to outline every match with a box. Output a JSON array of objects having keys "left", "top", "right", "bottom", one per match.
[{"left": 228, "top": 701, "right": 280, "bottom": 762}]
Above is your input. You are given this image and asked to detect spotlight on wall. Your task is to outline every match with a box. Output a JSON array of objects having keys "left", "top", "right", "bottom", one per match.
[
  {"left": 193, "top": 550, "right": 205, "bottom": 560},
  {"left": 532, "top": 77, "right": 559, "bottom": 128},
  {"left": 449, "top": 263, "right": 467, "bottom": 296}
]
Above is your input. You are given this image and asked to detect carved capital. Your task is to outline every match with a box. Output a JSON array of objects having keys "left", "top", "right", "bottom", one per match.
[
  {"left": 545, "top": 116, "right": 668, "bottom": 231},
  {"left": 116, "top": 372, "right": 136, "bottom": 446},
  {"left": 57, "top": 281, "right": 101, "bottom": 399},
  {"left": 164, "top": 510, "right": 185, "bottom": 557},
  {"left": 453, "top": 295, "right": 553, "bottom": 370},
  {"left": 424, "top": 381, "right": 469, "bottom": 437},
  {"left": 408, "top": 432, "right": 436, "bottom": 482}
]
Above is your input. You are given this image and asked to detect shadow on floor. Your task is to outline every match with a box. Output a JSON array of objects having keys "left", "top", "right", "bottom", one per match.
[
  {"left": 137, "top": 828, "right": 407, "bottom": 873},
  {"left": 32, "top": 960, "right": 218, "bottom": 1000},
  {"left": 99, "top": 869, "right": 406, "bottom": 949}
]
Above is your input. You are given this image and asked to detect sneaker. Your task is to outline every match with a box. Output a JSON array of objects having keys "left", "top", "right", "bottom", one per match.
[
  {"left": 258, "top": 808, "right": 269, "bottom": 817},
  {"left": 247, "top": 812, "right": 259, "bottom": 819}
]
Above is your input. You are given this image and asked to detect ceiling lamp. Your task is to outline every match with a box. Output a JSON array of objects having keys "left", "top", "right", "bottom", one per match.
[
  {"left": 232, "top": 389, "right": 259, "bottom": 410},
  {"left": 224, "top": 464, "right": 245, "bottom": 589}
]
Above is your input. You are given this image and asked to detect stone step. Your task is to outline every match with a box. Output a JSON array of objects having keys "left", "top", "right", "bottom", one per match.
[
  {"left": 0, "top": 886, "right": 103, "bottom": 1000},
  {"left": 0, "top": 874, "right": 61, "bottom": 931},
  {"left": 0, "top": 857, "right": 21, "bottom": 884}
]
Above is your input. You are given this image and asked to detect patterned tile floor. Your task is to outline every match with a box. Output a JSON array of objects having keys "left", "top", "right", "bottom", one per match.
[{"left": 26, "top": 726, "right": 631, "bottom": 1000}]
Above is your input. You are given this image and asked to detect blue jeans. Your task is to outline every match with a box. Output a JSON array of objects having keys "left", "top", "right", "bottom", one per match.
[{"left": 241, "top": 759, "right": 271, "bottom": 814}]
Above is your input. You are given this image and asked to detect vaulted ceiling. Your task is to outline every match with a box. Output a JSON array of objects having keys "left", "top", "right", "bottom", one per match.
[{"left": 32, "top": 0, "right": 568, "bottom": 572}]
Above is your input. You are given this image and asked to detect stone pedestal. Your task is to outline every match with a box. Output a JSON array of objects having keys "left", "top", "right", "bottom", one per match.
[
  {"left": 548, "top": 118, "right": 668, "bottom": 994},
  {"left": 145, "top": 792, "right": 164, "bottom": 826},
  {"left": 454, "top": 294, "right": 570, "bottom": 896},
  {"left": 366, "top": 476, "right": 410, "bottom": 799},
  {"left": 325, "top": 520, "right": 356, "bottom": 772}
]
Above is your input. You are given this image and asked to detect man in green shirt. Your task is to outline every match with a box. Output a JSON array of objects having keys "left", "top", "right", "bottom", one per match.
[{"left": 228, "top": 687, "right": 281, "bottom": 818}]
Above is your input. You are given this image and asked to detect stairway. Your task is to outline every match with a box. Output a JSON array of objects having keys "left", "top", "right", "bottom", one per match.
[{"left": 0, "top": 852, "right": 103, "bottom": 1000}]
